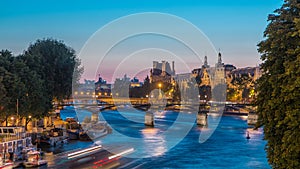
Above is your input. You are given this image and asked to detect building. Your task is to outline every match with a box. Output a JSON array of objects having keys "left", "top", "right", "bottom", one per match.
[
  {"left": 73, "top": 79, "right": 97, "bottom": 98},
  {"left": 130, "top": 77, "right": 143, "bottom": 88},
  {"left": 192, "top": 53, "right": 226, "bottom": 87},
  {"left": 95, "top": 75, "right": 112, "bottom": 97},
  {"left": 226, "top": 66, "right": 262, "bottom": 89},
  {"left": 150, "top": 60, "right": 175, "bottom": 83}
]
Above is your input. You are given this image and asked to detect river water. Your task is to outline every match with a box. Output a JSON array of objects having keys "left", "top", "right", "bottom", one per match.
[{"left": 57, "top": 107, "right": 270, "bottom": 169}]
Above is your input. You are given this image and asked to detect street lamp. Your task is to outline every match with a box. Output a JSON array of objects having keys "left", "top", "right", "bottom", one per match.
[
  {"left": 158, "top": 83, "right": 162, "bottom": 99},
  {"left": 11, "top": 117, "right": 14, "bottom": 126},
  {"left": 158, "top": 83, "right": 162, "bottom": 88},
  {"left": 16, "top": 99, "right": 19, "bottom": 126}
]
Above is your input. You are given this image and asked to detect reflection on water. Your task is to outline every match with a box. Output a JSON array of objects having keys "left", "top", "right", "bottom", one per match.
[
  {"left": 141, "top": 128, "right": 166, "bottom": 156},
  {"left": 154, "top": 111, "right": 167, "bottom": 119}
]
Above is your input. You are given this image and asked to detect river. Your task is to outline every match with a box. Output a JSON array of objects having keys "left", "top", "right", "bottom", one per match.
[{"left": 54, "top": 107, "right": 270, "bottom": 169}]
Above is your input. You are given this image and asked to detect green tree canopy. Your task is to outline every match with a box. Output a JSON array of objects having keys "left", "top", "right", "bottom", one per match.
[
  {"left": 0, "top": 50, "right": 21, "bottom": 120},
  {"left": 0, "top": 39, "right": 83, "bottom": 128},
  {"left": 257, "top": 0, "right": 300, "bottom": 168},
  {"left": 24, "top": 39, "right": 83, "bottom": 104}
]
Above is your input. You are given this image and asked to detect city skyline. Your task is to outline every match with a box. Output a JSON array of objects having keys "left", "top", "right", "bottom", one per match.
[{"left": 1, "top": 0, "right": 283, "bottom": 81}]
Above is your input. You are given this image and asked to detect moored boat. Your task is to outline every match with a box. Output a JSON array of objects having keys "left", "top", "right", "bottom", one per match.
[
  {"left": 86, "top": 128, "right": 109, "bottom": 140},
  {"left": 0, "top": 156, "right": 13, "bottom": 169},
  {"left": 66, "top": 117, "right": 80, "bottom": 140},
  {"left": 23, "top": 151, "right": 47, "bottom": 168},
  {"left": 78, "top": 131, "right": 91, "bottom": 141},
  {"left": 37, "top": 128, "right": 68, "bottom": 147},
  {"left": 67, "top": 129, "right": 79, "bottom": 140}
]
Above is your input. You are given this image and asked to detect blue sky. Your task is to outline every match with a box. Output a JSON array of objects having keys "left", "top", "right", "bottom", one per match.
[{"left": 0, "top": 0, "right": 283, "bottom": 80}]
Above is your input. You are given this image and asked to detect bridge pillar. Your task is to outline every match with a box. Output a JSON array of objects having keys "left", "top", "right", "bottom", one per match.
[
  {"left": 91, "top": 112, "right": 99, "bottom": 122},
  {"left": 145, "top": 112, "right": 154, "bottom": 126},
  {"left": 247, "top": 111, "right": 258, "bottom": 125},
  {"left": 197, "top": 112, "right": 207, "bottom": 126}
]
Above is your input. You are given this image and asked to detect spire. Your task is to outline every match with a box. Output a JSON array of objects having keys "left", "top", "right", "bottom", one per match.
[
  {"left": 218, "top": 51, "right": 222, "bottom": 65},
  {"left": 172, "top": 61, "right": 175, "bottom": 75},
  {"left": 204, "top": 55, "right": 208, "bottom": 68}
]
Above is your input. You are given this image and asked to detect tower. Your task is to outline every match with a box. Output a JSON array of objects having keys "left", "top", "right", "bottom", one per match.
[
  {"left": 162, "top": 61, "right": 166, "bottom": 76},
  {"left": 253, "top": 66, "right": 262, "bottom": 81},
  {"left": 217, "top": 52, "right": 222, "bottom": 66},
  {"left": 172, "top": 61, "right": 175, "bottom": 75},
  {"left": 203, "top": 55, "right": 209, "bottom": 68},
  {"left": 150, "top": 69, "right": 153, "bottom": 83},
  {"left": 212, "top": 51, "right": 225, "bottom": 87}
]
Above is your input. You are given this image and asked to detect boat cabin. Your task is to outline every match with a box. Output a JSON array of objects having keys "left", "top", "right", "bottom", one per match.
[{"left": 0, "top": 127, "right": 25, "bottom": 136}]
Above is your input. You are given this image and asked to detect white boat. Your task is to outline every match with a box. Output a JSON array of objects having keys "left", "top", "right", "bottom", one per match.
[
  {"left": 23, "top": 151, "right": 47, "bottom": 168},
  {"left": 0, "top": 163, "right": 13, "bottom": 169},
  {"left": 86, "top": 128, "right": 108, "bottom": 140},
  {"left": 83, "top": 121, "right": 111, "bottom": 140},
  {"left": 0, "top": 156, "right": 13, "bottom": 169}
]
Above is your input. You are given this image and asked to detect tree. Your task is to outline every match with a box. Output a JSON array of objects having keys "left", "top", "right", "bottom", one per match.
[
  {"left": 257, "top": 0, "right": 300, "bottom": 168},
  {"left": 0, "top": 39, "right": 83, "bottom": 129},
  {"left": 24, "top": 39, "right": 83, "bottom": 104},
  {"left": 0, "top": 50, "right": 49, "bottom": 128},
  {"left": 0, "top": 50, "right": 21, "bottom": 126},
  {"left": 12, "top": 56, "right": 48, "bottom": 129}
]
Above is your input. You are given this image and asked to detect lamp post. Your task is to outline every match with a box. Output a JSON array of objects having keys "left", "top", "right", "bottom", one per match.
[
  {"left": 11, "top": 116, "right": 14, "bottom": 126},
  {"left": 158, "top": 83, "right": 162, "bottom": 99},
  {"left": 16, "top": 99, "right": 19, "bottom": 126},
  {"left": 28, "top": 115, "right": 32, "bottom": 131}
]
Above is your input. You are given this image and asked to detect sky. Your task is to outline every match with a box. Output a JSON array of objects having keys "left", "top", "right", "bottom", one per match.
[{"left": 0, "top": 0, "right": 283, "bottom": 82}]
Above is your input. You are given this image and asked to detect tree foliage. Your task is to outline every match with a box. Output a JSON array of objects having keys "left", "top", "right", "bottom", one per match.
[
  {"left": 0, "top": 50, "right": 22, "bottom": 124},
  {"left": 24, "top": 39, "right": 83, "bottom": 103},
  {"left": 257, "top": 0, "right": 300, "bottom": 168},
  {"left": 0, "top": 39, "right": 83, "bottom": 128}
]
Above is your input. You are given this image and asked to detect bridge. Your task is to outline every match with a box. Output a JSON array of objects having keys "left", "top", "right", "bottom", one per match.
[{"left": 57, "top": 98, "right": 256, "bottom": 127}]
